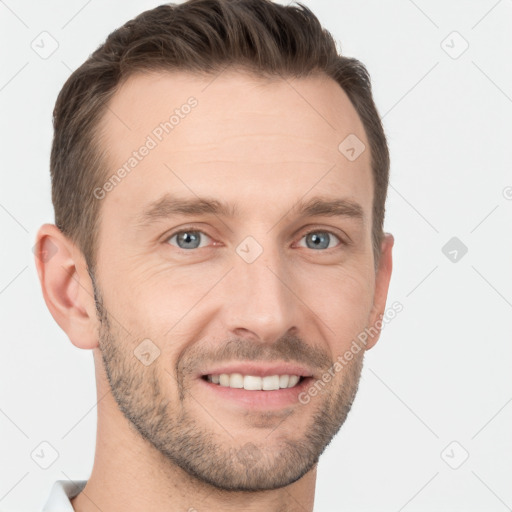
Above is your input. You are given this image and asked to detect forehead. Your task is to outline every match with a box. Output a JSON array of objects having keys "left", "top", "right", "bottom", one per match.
[{"left": 96, "top": 69, "right": 373, "bottom": 226}]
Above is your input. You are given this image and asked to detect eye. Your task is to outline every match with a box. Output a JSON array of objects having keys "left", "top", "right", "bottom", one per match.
[
  {"left": 297, "top": 229, "right": 343, "bottom": 251},
  {"left": 166, "top": 229, "right": 213, "bottom": 250},
  {"left": 164, "top": 227, "right": 345, "bottom": 252}
]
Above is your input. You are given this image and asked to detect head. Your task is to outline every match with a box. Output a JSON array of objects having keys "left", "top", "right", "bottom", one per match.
[{"left": 36, "top": 0, "right": 393, "bottom": 492}]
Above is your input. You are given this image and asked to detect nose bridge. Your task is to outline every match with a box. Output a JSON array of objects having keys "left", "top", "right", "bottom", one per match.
[{"left": 224, "top": 238, "right": 297, "bottom": 342}]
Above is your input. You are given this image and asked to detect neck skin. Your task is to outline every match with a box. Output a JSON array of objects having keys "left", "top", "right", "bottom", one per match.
[{"left": 70, "top": 350, "right": 317, "bottom": 512}]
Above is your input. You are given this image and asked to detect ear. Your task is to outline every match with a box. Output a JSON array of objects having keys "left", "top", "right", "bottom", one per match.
[
  {"left": 365, "top": 232, "right": 394, "bottom": 350},
  {"left": 34, "top": 223, "right": 99, "bottom": 350}
]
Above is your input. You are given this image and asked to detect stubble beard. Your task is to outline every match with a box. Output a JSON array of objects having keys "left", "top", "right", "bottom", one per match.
[{"left": 92, "top": 279, "right": 365, "bottom": 492}]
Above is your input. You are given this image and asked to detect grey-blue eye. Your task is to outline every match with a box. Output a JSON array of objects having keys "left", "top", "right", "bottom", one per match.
[
  {"left": 299, "top": 231, "right": 341, "bottom": 250},
  {"left": 167, "top": 230, "right": 211, "bottom": 250}
]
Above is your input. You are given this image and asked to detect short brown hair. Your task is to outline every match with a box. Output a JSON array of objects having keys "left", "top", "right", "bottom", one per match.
[{"left": 51, "top": 0, "right": 389, "bottom": 274}]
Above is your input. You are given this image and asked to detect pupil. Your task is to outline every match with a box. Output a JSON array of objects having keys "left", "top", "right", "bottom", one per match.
[
  {"left": 179, "top": 231, "right": 199, "bottom": 249},
  {"left": 308, "top": 232, "right": 328, "bottom": 250}
]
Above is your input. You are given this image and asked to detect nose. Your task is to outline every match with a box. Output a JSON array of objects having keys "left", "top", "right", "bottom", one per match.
[{"left": 220, "top": 241, "right": 300, "bottom": 345}]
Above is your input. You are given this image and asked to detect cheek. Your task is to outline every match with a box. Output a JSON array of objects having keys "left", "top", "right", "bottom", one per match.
[
  {"left": 99, "top": 258, "right": 219, "bottom": 344},
  {"left": 300, "top": 266, "right": 374, "bottom": 348}
]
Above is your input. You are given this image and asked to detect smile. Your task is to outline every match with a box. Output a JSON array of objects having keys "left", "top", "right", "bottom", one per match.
[{"left": 202, "top": 373, "right": 303, "bottom": 390}]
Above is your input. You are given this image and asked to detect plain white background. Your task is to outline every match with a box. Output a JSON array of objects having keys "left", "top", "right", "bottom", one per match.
[{"left": 1, "top": 1, "right": 511, "bottom": 510}]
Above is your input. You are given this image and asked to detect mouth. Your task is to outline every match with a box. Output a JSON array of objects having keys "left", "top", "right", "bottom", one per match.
[{"left": 197, "top": 369, "right": 316, "bottom": 410}]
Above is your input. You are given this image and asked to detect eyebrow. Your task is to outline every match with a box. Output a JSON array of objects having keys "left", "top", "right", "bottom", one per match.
[{"left": 135, "top": 193, "right": 365, "bottom": 228}]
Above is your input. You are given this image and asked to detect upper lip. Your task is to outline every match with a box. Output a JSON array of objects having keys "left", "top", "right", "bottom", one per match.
[{"left": 197, "top": 362, "right": 315, "bottom": 379}]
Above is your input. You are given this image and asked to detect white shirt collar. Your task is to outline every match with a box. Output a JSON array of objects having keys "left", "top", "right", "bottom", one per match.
[{"left": 41, "top": 480, "right": 87, "bottom": 511}]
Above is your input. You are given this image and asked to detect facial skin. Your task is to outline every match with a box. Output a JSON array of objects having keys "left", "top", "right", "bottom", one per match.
[{"left": 35, "top": 69, "right": 393, "bottom": 512}]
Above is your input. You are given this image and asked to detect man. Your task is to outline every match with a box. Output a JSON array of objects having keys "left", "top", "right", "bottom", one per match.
[{"left": 35, "top": 0, "right": 393, "bottom": 510}]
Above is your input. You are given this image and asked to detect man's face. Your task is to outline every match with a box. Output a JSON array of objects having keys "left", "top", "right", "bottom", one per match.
[{"left": 92, "top": 69, "right": 381, "bottom": 490}]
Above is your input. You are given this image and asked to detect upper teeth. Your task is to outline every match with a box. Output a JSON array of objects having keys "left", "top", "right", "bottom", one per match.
[{"left": 207, "top": 373, "right": 301, "bottom": 390}]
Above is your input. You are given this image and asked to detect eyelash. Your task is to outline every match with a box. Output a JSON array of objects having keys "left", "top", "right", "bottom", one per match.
[{"left": 164, "top": 226, "right": 347, "bottom": 252}]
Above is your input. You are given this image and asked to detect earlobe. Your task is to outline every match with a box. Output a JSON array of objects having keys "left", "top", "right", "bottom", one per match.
[
  {"left": 34, "top": 223, "right": 99, "bottom": 350},
  {"left": 365, "top": 232, "right": 394, "bottom": 350}
]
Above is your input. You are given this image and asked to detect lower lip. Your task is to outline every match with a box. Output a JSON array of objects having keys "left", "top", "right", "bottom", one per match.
[{"left": 197, "top": 376, "right": 314, "bottom": 410}]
